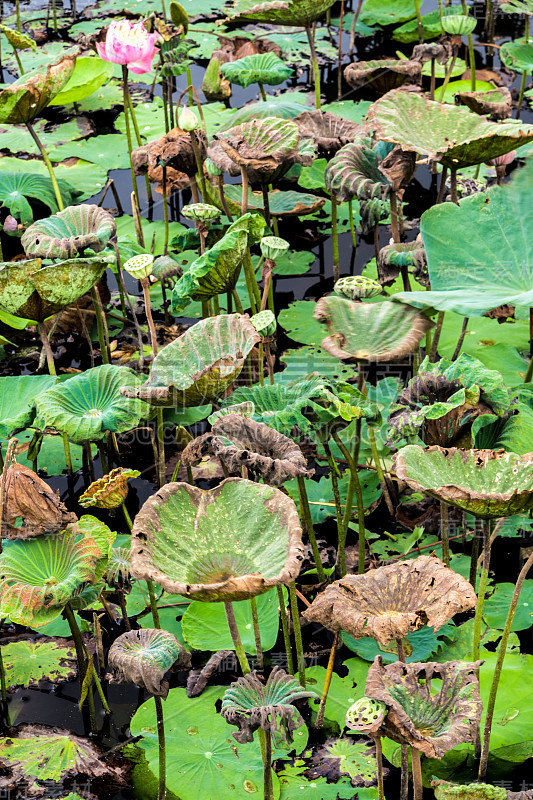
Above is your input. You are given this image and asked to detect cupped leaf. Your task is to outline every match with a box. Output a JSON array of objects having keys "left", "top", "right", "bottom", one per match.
[
  {"left": 171, "top": 213, "right": 265, "bottom": 313},
  {"left": 223, "top": 185, "right": 325, "bottom": 217},
  {"left": 0, "top": 23, "right": 36, "bottom": 52},
  {"left": 393, "top": 445, "right": 533, "bottom": 518},
  {"left": 216, "top": 96, "right": 308, "bottom": 131},
  {"left": 393, "top": 159, "right": 533, "bottom": 316},
  {"left": 366, "top": 90, "right": 533, "bottom": 168},
  {"left": 227, "top": 0, "right": 335, "bottom": 27},
  {"left": 0, "top": 172, "right": 79, "bottom": 225},
  {"left": 21, "top": 204, "right": 116, "bottom": 259},
  {"left": 220, "top": 52, "right": 293, "bottom": 87},
  {"left": 325, "top": 136, "right": 391, "bottom": 203},
  {"left": 106, "top": 628, "right": 190, "bottom": 697},
  {"left": 455, "top": 87, "right": 513, "bottom": 120},
  {"left": 130, "top": 477, "right": 304, "bottom": 602},
  {"left": 295, "top": 109, "right": 362, "bottom": 155},
  {"left": 502, "top": 36, "right": 533, "bottom": 72},
  {"left": 393, "top": 6, "right": 464, "bottom": 42},
  {"left": 3, "top": 462, "right": 77, "bottom": 539},
  {"left": 79, "top": 467, "right": 140, "bottom": 509},
  {"left": 442, "top": 14, "right": 477, "bottom": 35},
  {"left": 2, "top": 638, "right": 76, "bottom": 690},
  {"left": 303, "top": 555, "right": 476, "bottom": 648},
  {"left": 314, "top": 296, "right": 433, "bottom": 362},
  {"left": 344, "top": 59, "right": 421, "bottom": 94},
  {"left": 35, "top": 365, "right": 149, "bottom": 444},
  {"left": 119, "top": 314, "right": 260, "bottom": 407},
  {"left": 0, "top": 51, "right": 77, "bottom": 124},
  {"left": 501, "top": 0, "right": 533, "bottom": 13}
]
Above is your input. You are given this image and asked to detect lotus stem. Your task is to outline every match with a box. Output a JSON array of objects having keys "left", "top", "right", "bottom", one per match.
[
  {"left": 258, "top": 341, "right": 265, "bottom": 387},
  {"left": 161, "top": 73, "right": 170, "bottom": 134},
  {"left": 410, "top": 746, "right": 423, "bottom": 800},
  {"left": 516, "top": 70, "right": 528, "bottom": 119},
  {"left": 217, "top": 175, "right": 233, "bottom": 222},
  {"left": 348, "top": 0, "right": 364, "bottom": 56},
  {"left": 154, "top": 695, "right": 167, "bottom": 800},
  {"left": 11, "top": 45, "right": 24, "bottom": 76},
  {"left": 374, "top": 736, "right": 385, "bottom": 800},
  {"left": 473, "top": 518, "right": 492, "bottom": 662},
  {"left": 190, "top": 175, "right": 200, "bottom": 203},
  {"left": 438, "top": 49, "right": 459, "bottom": 102},
  {"left": 265, "top": 340, "right": 275, "bottom": 384},
  {"left": 51, "top": 0, "right": 58, "bottom": 31},
  {"left": 429, "top": 311, "right": 445, "bottom": 361},
  {"left": 450, "top": 167, "right": 459, "bottom": 204},
  {"left": 306, "top": 26, "right": 321, "bottom": 109},
  {"left": 331, "top": 197, "right": 340, "bottom": 282},
  {"left": 348, "top": 199, "right": 357, "bottom": 248},
  {"left": 64, "top": 601, "right": 97, "bottom": 733},
  {"left": 240, "top": 166, "right": 249, "bottom": 216},
  {"left": 288, "top": 581, "right": 306, "bottom": 687},
  {"left": 466, "top": 33, "right": 476, "bottom": 91},
  {"left": 337, "top": 0, "right": 345, "bottom": 99},
  {"left": 332, "top": 430, "right": 366, "bottom": 576},
  {"left": 244, "top": 250, "right": 262, "bottom": 311},
  {"left": 452, "top": 317, "right": 469, "bottom": 360},
  {"left": 224, "top": 601, "right": 252, "bottom": 675},
  {"left": 315, "top": 631, "right": 338, "bottom": 729},
  {"left": 261, "top": 729, "right": 274, "bottom": 800},
  {"left": 147, "top": 580, "right": 161, "bottom": 628},
  {"left": 261, "top": 184, "right": 272, "bottom": 228},
  {"left": 190, "top": 133, "right": 208, "bottom": 203},
  {"left": 414, "top": 0, "right": 424, "bottom": 43},
  {"left": 373, "top": 222, "right": 379, "bottom": 260},
  {"left": 430, "top": 57, "right": 436, "bottom": 100},
  {"left": 396, "top": 639, "right": 410, "bottom": 800},
  {"left": 0, "top": 439, "right": 17, "bottom": 553},
  {"left": 25, "top": 121, "right": 63, "bottom": 211},
  {"left": 0, "top": 644, "right": 7, "bottom": 704},
  {"left": 38, "top": 322, "right": 73, "bottom": 474},
  {"left": 127, "top": 92, "right": 154, "bottom": 205},
  {"left": 277, "top": 585, "right": 294, "bottom": 675},
  {"left": 16, "top": 0, "right": 21, "bottom": 31},
  {"left": 368, "top": 425, "right": 394, "bottom": 517},
  {"left": 436, "top": 165, "right": 448, "bottom": 204},
  {"left": 323, "top": 440, "right": 344, "bottom": 547},
  {"left": 469, "top": 524, "right": 481, "bottom": 590},
  {"left": 296, "top": 475, "right": 326, "bottom": 582},
  {"left": 478, "top": 547, "right": 533, "bottom": 779},
  {"left": 440, "top": 501, "right": 450, "bottom": 567},
  {"left": 231, "top": 288, "right": 245, "bottom": 314},
  {"left": 122, "top": 67, "right": 141, "bottom": 214},
  {"left": 250, "top": 596, "right": 263, "bottom": 669},
  {"left": 437, "top": 0, "right": 444, "bottom": 30},
  {"left": 141, "top": 278, "right": 158, "bottom": 358},
  {"left": 390, "top": 190, "right": 401, "bottom": 244},
  {"left": 257, "top": 81, "right": 267, "bottom": 101},
  {"left": 111, "top": 241, "right": 144, "bottom": 370},
  {"left": 90, "top": 287, "right": 110, "bottom": 365}
]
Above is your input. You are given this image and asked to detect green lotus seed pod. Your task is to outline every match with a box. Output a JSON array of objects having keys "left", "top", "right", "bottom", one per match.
[
  {"left": 442, "top": 14, "right": 477, "bottom": 35},
  {"left": 334, "top": 275, "right": 382, "bottom": 300},
  {"left": 345, "top": 697, "right": 387, "bottom": 733},
  {"left": 260, "top": 236, "right": 290, "bottom": 261},
  {"left": 123, "top": 253, "right": 154, "bottom": 280},
  {"left": 205, "top": 157, "right": 223, "bottom": 177},
  {"left": 181, "top": 203, "right": 221, "bottom": 223},
  {"left": 250, "top": 310, "right": 276, "bottom": 337},
  {"left": 169, "top": 0, "right": 189, "bottom": 34}
]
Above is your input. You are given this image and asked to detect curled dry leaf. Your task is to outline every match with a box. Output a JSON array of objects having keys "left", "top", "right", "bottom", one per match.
[
  {"left": 181, "top": 415, "right": 313, "bottom": 487},
  {"left": 187, "top": 650, "right": 233, "bottom": 697},
  {"left": 21, "top": 205, "right": 116, "bottom": 260},
  {"left": 294, "top": 110, "right": 362, "bottom": 155},
  {"left": 344, "top": 59, "right": 421, "bottom": 94},
  {"left": 377, "top": 238, "right": 428, "bottom": 288},
  {"left": 106, "top": 628, "right": 191, "bottom": 697},
  {"left": 79, "top": 467, "right": 140, "bottom": 509},
  {"left": 302, "top": 555, "right": 477, "bottom": 647},
  {"left": 3, "top": 462, "right": 77, "bottom": 539},
  {"left": 132, "top": 128, "right": 196, "bottom": 191},
  {"left": 377, "top": 145, "right": 417, "bottom": 192},
  {"left": 365, "top": 658, "right": 483, "bottom": 758},
  {"left": 455, "top": 87, "right": 513, "bottom": 120},
  {"left": 130, "top": 477, "right": 304, "bottom": 601}
]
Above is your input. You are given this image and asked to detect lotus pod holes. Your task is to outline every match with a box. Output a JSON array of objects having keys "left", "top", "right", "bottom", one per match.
[
  {"left": 334, "top": 275, "right": 382, "bottom": 300},
  {"left": 181, "top": 203, "right": 221, "bottom": 223},
  {"left": 260, "top": 236, "right": 290, "bottom": 261},
  {"left": 251, "top": 310, "right": 276, "bottom": 336},
  {"left": 123, "top": 253, "right": 154, "bottom": 279},
  {"left": 346, "top": 697, "right": 387, "bottom": 734}
]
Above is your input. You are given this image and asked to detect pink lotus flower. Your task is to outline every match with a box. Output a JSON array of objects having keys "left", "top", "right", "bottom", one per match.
[
  {"left": 96, "top": 20, "right": 157, "bottom": 75},
  {"left": 488, "top": 150, "right": 516, "bottom": 167}
]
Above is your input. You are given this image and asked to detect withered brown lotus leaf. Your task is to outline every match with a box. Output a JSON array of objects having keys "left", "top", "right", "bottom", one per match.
[
  {"left": 412, "top": 41, "right": 453, "bottom": 65},
  {"left": 377, "top": 237, "right": 428, "bottom": 288},
  {"left": 181, "top": 415, "right": 313, "bottom": 487},
  {"left": 365, "top": 657, "right": 483, "bottom": 758},
  {"left": 79, "top": 467, "right": 140, "bottom": 510},
  {"left": 131, "top": 127, "right": 206, "bottom": 186},
  {"left": 302, "top": 555, "right": 476, "bottom": 647},
  {"left": 344, "top": 59, "right": 422, "bottom": 94},
  {"left": 455, "top": 87, "right": 513, "bottom": 120},
  {"left": 106, "top": 628, "right": 191, "bottom": 698},
  {"left": 294, "top": 110, "right": 362, "bottom": 155},
  {"left": 3, "top": 462, "right": 77, "bottom": 539},
  {"left": 378, "top": 145, "right": 417, "bottom": 192}
]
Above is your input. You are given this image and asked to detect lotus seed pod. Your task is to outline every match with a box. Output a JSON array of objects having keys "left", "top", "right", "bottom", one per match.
[
  {"left": 205, "top": 157, "right": 223, "bottom": 177},
  {"left": 177, "top": 105, "right": 199, "bottom": 132},
  {"left": 250, "top": 310, "right": 276, "bottom": 337},
  {"left": 442, "top": 14, "right": 477, "bottom": 35},
  {"left": 334, "top": 275, "right": 382, "bottom": 300},
  {"left": 181, "top": 203, "right": 221, "bottom": 223},
  {"left": 346, "top": 697, "right": 387, "bottom": 734},
  {"left": 123, "top": 253, "right": 154, "bottom": 280},
  {"left": 260, "top": 235, "right": 290, "bottom": 261}
]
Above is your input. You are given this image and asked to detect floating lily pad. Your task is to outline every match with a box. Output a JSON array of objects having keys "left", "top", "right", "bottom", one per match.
[
  {"left": 0, "top": 118, "right": 92, "bottom": 157},
  {"left": 227, "top": 0, "right": 336, "bottom": 27},
  {"left": 224, "top": 184, "right": 325, "bottom": 216},
  {"left": 393, "top": 6, "right": 464, "bottom": 42},
  {"left": 2, "top": 638, "right": 76, "bottom": 690},
  {"left": 0, "top": 157, "right": 108, "bottom": 202},
  {"left": 279, "top": 300, "right": 325, "bottom": 345},
  {"left": 49, "top": 134, "right": 131, "bottom": 170}
]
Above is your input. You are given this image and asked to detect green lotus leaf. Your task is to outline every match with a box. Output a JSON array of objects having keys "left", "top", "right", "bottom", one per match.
[
  {"left": 344, "top": 59, "right": 421, "bottom": 94},
  {"left": 365, "top": 658, "right": 483, "bottom": 759},
  {"left": 170, "top": 0, "right": 190, "bottom": 31},
  {"left": 0, "top": 724, "right": 126, "bottom": 789},
  {"left": 48, "top": 56, "right": 113, "bottom": 106},
  {"left": 393, "top": 159, "right": 533, "bottom": 316},
  {"left": 22, "top": 204, "right": 117, "bottom": 259},
  {"left": 227, "top": 0, "right": 335, "bottom": 27},
  {"left": 387, "top": 353, "right": 511, "bottom": 448},
  {"left": 0, "top": 254, "right": 113, "bottom": 322},
  {"left": 34, "top": 365, "right": 149, "bottom": 444},
  {"left": 393, "top": 445, "right": 533, "bottom": 518},
  {"left": 442, "top": 14, "right": 477, "bottom": 36},
  {"left": 432, "top": 781, "right": 506, "bottom": 800},
  {"left": 222, "top": 667, "right": 318, "bottom": 745},
  {"left": 0, "top": 23, "right": 37, "bottom": 51},
  {"left": 325, "top": 136, "right": 391, "bottom": 203},
  {"left": 223, "top": 185, "right": 325, "bottom": 217},
  {"left": 0, "top": 529, "right": 105, "bottom": 627},
  {"left": 366, "top": 90, "right": 533, "bottom": 168},
  {"left": 455, "top": 87, "right": 513, "bottom": 120},
  {"left": 342, "top": 622, "right": 458, "bottom": 666},
  {"left": 2, "top": 638, "right": 76, "bottom": 690},
  {"left": 360, "top": 0, "right": 419, "bottom": 26},
  {"left": 500, "top": 38, "right": 533, "bottom": 73},
  {"left": 501, "top": 0, "right": 533, "bottom": 13},
  {"left": 120, "top": 314, "right": 260, "bottom": 407},
  {"left": 130, "top": 477, "right": 304, "bottom": 602},
  {"left": 393, "top": 6, "right": 464, "bottom": 43},
  {"left": 0, "top": 156, "right": 108, "bottom": 203},
  {"left": 106, "top": 628, "right": 190, "bottom": 696},
  {"left": 216, "top": 97, "right": 307, "bottom": 131},
  {"left": 160, "top": 36, "right": 195, "bottom": 77},
  {"left": 220, "top": 52, "right": 293, "bottom": 88},
  {"left": 286, "top": 469, "right": 380, "bottom": 525},
  {"left": 0, "top": 172, "right": 79, "bottom": 225},
  {"left": 0, "top": 374, "right": 59, "bottom": 438},
  {"left": 0, "top": 51, "right": 77, "bottom": 124},
  {"left": 171, "top": 213, "right": 265, "bottom": 313},
  {"left": 306, "top": 736, "right": 379, "bottom": 787},
  {"left": 314, "top": 296, "right": 433, "bottom": 363},
  {"left": 434, "top": 78, "right": 496, "bottom": 106}
]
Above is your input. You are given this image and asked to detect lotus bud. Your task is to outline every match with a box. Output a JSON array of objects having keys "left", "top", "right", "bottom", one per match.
[
  {"left": 181, "top": 203, "right": 221, "bottom": 223},
  {"left": 346, "top": 697, "right": 387, "bottom": 734},
  {"left": 3, "top": 215, "right": 19, "bottom": 234},
  {"left": 334, "top": 275, "right": 382, "bottom": 300},
  {"left": 260, "top": 235, "right": 289, "bottom": 261},
  {"left": 250, "top": 310, "right": 276, "bottom": 337},
  {"left": 123, "top": 253, "right": 154, "bottom": 280},
  {"left": 204, "top": 157, "right": 223, "bottom": 177},
  {"left": 177, "top": 105, "right": 199, "bottom": 132},
  {"left": 169, "top": 0, "right": 189, "bottom": 34},
  {"left": 79, "top": 467, "right": 141, "bottom": 509}
]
